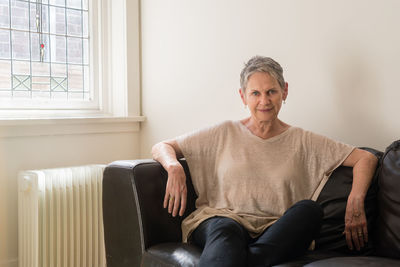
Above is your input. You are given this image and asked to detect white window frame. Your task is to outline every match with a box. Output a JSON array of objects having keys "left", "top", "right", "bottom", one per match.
[{"left": 0, "top": 0, "right": 142, "bottom": 121}]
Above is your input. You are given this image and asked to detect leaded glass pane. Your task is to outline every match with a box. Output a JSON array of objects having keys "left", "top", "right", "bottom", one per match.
[
  {"left": 50, "top": 35, "right": 66, "bottom": 63},
  {"left": 67, "top": 8, "right": 82, "bottom": 36},
  {"left": 49, "top": 6, "right": 66, "bottom": 35},
  {"left": 32, "top": 75, "right": 50, "bottom": 91},
  {"left": 49, "top": 0, "right": 65, "bottom": 7},
  {"left": 83, "top": 0, "right": 88, "bottom": 10},
  {"left": 83, "top": 11, "right": 88, "bottom": 37},
  {"left": 83, "top": 64, "right": 88, "bottom": 91},
  {"left": 10, "top": 0, "right": 29, "bottom": 31},
  {"left": 0, "top": 0, "right": 10, "bottom": 28},
  {"left": 13, "top": 60, "right": 30, "bottom": 75},
  {"left": 12, "top": 31, "right": 30, "bottom": 60},
  {"left": 32, "top": 90, "right": 50, "bottom": 99},
  {"left": 30, "top": 3, "right": 49, "bottom": 33},
  {"left": 83, "top": 38, "right": 88, "bottom": 65},
  {"left": 51, "top": 63, "right": 67, "bottom": 77},
  {"left": 52, "top": 91, "right": 67, "bottom": 99},
  {"left": 0, "top": 60, "right": 11, "bottom": 89},
  {"left": 67, "top": 37, "right": 82, "bottom": 64},
  {"left": 13, "top": 90, "right": 31, "bottom": 98},
  {"left": 68, "top": 64, "right": 83, "bottom": 90},
  {"left": 0, "top": 30, "right": 10, "bottom": 59},
  {"left": 31, "top": 33, "right": 50, "bottom": 62},
  {"left": 67, "top": 0, "right": 82, "bottom": 9},
  {"left": 13, "top": 74, "right": 31, "bottom": 91},
  {"left": 32, "top": 62, "right": 49, "bottom": 76}
]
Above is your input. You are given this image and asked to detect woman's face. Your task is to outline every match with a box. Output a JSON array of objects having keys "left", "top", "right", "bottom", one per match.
[{"left": 240, "top": 72, "right": 288, "bottom": 124}]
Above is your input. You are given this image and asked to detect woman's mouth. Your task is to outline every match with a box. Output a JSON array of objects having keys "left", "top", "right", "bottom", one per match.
[{"left": 258, "top": 107, "right": 273, "bottom": 112}]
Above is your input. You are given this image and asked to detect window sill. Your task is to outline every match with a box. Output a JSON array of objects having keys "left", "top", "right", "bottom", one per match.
[{"left": 0, "top": 116, "right": 146, "bottom": 137}]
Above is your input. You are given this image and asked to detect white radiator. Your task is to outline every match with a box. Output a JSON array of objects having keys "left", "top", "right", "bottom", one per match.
[{"left": 18, "top": 165, "right": 107, "bottom": 267}]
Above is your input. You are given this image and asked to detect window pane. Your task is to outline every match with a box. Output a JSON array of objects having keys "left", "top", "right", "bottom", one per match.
[
  {"left": 83, "top": 38, "right": 88, "bottom": 64},
  {"left": 83, "top": 0, "right": 88, "bottom": 10},
  {"left": 11, "top": 0, "right": 29, "bottom": 31},
  {"left": 83, "top": 11, "right": 88, "bottom": 37},
  {"left": 32, "top": 90, "right": 50, "bottom": 99},
  {"left": 49, "top": 6, "right": 66, "bottom": 35},
  {"left": 30, "top": 3, "right": 50, "bottom": 33},
  {"left": 0, "top": 60, "right": 11, "bottom": 89},
  {"left": 83, "top": 64, "right": 88, "bottom": 91},
  {"left": 32, "top": 62, "right": 50, "bottom": 76},
  {"left": 68, "top": 64, "right": 83, "bottom": 91},
  {"left": 51, "top": 63, "right": 67, "bottom": 77},
  {"left": 49, "top": 0, "right": 65, "bottom": 7},
  {"left": 31, "top": 33, "right": 50, "bottom": 62},
  {"left": 13, "top": 74, "right": 31, "bottom": 91},
  {"left": 13, "top": 60, "right": 30, "bottom": 75},
  {"left": 52, "top": 91, "right": 67, "bottom": 99},
  {"left": 13, "top": 90, "right": 31, "bottom": 98},
  {"left": 0, "top": 29, "right": 10, "bottom": 59},
  {"left": 12, "top": 31, "right": 30, "bottom": 60},
  {"left": 51, "top": 76, "right": 67, "bottom": 91},
  {"left": 30, "top": 0, "right": 49, "bottom": 4},
  {"left": 0, "top": 0, "right": 10, "bottom": 28},
  {"left": 50, "top": 35, "right": 66, "bottom": 63},
  {"left": 32, "top": 75, "right": 50, "bottom": 93},
  {"left": 67, "top": 37, "right": 82, "bottom": 64},
  {"left": 67, "top": 0, "right": 82, "bottom": 9},
  {"left": 67, "top": 8, "right": 82, "bottom": 36}
]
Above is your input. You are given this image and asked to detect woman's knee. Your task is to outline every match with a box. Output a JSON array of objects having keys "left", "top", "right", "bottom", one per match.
[
  {"left": 207, "top": 217, "right": 248, "bottom": 240},
  {"left": 291, "top": 200, "right": 324, "bottom": 219}
]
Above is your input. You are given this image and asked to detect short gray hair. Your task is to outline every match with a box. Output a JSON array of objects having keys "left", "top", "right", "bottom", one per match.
[{"left": 240, "top": 56, "right": 286, "bottom": 91}]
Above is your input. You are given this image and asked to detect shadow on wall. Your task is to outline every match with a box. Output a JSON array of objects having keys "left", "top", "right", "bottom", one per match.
[{"left": 329, "top": 43, "right": 386, "bottom": 147}]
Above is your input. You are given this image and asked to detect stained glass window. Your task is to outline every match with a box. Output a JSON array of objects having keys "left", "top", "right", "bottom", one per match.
[{"left": 0, "top": 0, "right": 90, "bottom": 101}]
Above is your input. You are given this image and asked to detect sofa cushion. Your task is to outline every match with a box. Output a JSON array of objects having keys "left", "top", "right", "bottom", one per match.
[
  {"left": 303, "top": 256, "right": 400, "bottom": 267},
  {"left": 375, "top": 140, "right": 400, "bottom": 259},
  {"left": 315, "top": 148, "right": 382, "bottom": 254},
  {"left": 141, "top": 243, "right": 202, "bottom": 267}
]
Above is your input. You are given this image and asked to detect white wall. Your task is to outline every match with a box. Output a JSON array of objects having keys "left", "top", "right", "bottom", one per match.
[
  {"left": 0, "top": 131, "right": 141, "bottom": 267},
  {"left": 140, "top": 0, "right": 400, "bottom": 157}
]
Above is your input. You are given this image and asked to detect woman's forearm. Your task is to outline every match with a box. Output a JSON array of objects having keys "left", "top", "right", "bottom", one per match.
[
  {"left": 152, "top": 141, "right": 181, "bottom": 173},
  {"left": 350, "top": 152, "right": 378, "bottom": 198},
  {"left": 152, "top": 140, "right": 187, "bottom": 217}
]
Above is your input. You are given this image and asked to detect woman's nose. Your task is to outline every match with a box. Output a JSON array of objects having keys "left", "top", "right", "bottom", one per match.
[{"left": 260, "top": 94, "right": 271, "bottom": 105}]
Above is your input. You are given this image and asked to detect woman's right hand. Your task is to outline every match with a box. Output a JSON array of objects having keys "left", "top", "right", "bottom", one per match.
[{"left": 163, "top": 163, "right": 187, "bottom": 217}]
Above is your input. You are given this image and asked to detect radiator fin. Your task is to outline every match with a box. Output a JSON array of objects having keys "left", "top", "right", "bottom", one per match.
[{"left": 18, "top": 165, "right": 106, "bottom": 267}]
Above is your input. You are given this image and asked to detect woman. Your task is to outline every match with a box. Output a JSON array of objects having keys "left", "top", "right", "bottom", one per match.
[{"left": 152, "top": 56, "right": 377, "bottom": 266}]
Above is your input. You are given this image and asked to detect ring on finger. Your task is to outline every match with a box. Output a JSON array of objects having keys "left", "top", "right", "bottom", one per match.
[{"left": 169, "top": 196, "right": 174, "bottom": 201}]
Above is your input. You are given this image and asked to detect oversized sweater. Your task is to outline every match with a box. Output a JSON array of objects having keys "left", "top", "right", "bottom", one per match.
[{"left": 175, "top": 120, "right": 354, "bottom": 242}]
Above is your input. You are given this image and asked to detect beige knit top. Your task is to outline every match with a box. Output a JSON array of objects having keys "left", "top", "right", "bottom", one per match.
[{"left": 175, "top": 120, "right": 354, "bottom": 242}]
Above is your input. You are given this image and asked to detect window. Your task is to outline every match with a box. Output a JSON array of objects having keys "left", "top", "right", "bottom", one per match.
[
  {"left": 0, "top": 0, "right": 141, "bottom": 120},
  {"left": 0, "top": 0, "right": 92, "bottom": 107}
]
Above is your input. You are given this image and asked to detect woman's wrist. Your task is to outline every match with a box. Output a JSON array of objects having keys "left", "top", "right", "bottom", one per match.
[{"left": 166, "top": 161, "right": 183, "bottom": 174}]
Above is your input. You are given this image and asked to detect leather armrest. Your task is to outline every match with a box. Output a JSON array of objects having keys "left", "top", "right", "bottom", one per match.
[{"left": 103, "top": 159, "right": 197, "bottom": 267}]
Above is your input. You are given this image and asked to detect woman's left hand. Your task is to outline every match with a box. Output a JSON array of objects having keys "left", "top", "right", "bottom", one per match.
[{"left": 344, "top": 194, "right": 368, "bottom": 251}]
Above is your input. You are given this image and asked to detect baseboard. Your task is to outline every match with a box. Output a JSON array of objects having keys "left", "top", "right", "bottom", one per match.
[{"left": 0, "top": 258, "right": 18, "bottom": 267}]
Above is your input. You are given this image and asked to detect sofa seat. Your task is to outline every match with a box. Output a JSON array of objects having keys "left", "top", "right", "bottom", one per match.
[
  {"left": 304, "top": 256, "right": 400, "bottom": 267},
  {"left": 141, "top": 242, "right": 364, "bottom": 267}
]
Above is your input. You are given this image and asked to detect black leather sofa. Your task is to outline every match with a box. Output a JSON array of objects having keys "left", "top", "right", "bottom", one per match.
[{"left": 103, "top": 141, "right": 400, "bottom": 267}]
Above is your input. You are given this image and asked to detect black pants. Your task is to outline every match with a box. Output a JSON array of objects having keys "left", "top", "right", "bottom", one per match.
[{"left": 191, "top": 200, "right": 323, "bottom": 267}]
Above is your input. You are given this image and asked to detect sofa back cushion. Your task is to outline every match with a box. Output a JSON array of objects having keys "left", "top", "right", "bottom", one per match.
[
  {"left": 375, "top": 140, "right": 400, "bottom": 259},
  {"left": 315, "top": 147, "right": 382, "bottom": 254}
]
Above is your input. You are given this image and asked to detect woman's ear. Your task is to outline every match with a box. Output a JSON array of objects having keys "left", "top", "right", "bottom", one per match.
[
  {"left": 239, "top": 88, "right": 247, "bottom": 105},
  {"left": 283, "top": 82, "right": 288, "bottom": 101}
]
